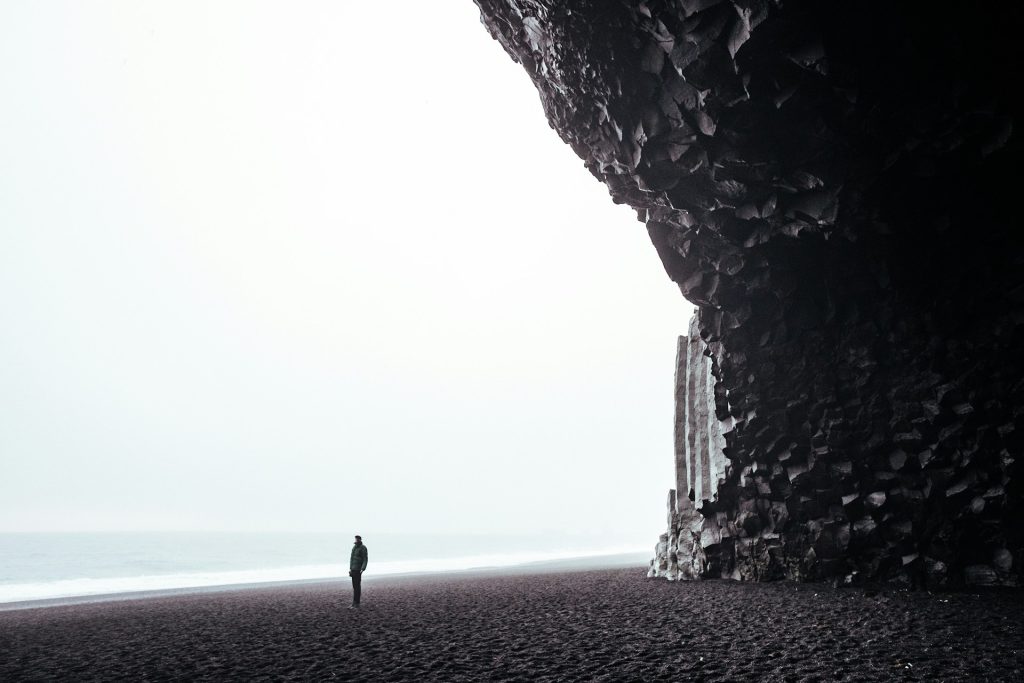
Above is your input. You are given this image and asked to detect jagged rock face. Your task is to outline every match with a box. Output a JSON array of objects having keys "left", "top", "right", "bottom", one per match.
[{"left": 474, "top": 0, "right": 1024, "bottom": 586}]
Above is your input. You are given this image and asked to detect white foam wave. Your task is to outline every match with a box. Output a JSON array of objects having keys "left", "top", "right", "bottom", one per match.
[{"left": 0, "top": 545, "right": 646, "bottom": 604}]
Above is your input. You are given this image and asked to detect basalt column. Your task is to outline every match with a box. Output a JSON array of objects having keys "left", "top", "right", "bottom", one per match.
[
  {"left": 651, "top": 311, "right": 731, "bottom": 580},
  {"left": 474, "top": 1, "right": 1023, "bottom": 586}
]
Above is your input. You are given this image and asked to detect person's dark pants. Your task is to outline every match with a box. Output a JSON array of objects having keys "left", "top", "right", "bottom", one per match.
[{"left": 351, "top": 571, "right": 362, "bottom": 606}]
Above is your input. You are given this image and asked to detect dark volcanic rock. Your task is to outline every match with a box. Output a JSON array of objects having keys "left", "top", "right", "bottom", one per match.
[{"left": 474, "top": 0, "right": 1024, "bottom": 586}]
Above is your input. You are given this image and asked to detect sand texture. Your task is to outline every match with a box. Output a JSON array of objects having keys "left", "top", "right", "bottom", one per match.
[{"left": 2, "top": 567, "right": 1022, "bottom": 681}]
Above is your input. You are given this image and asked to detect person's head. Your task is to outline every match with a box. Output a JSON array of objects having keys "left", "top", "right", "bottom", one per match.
[{"left": 354, "top": 535, "right": 362, "bottom": 545}]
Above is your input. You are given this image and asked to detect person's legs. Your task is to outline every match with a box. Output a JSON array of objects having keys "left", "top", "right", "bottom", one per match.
[{"left": 351, "top": 572, "right": 361, "bottom": 607}]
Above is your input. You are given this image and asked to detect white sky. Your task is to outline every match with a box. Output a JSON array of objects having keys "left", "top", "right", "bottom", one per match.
[{"left": 0, "top": 1, "right": 693, "bottom": 540}]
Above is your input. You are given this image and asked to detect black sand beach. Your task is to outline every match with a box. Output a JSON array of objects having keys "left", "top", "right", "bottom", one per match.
[{"left": 2, "top": 566, "right": 1022, "bottom": 682}]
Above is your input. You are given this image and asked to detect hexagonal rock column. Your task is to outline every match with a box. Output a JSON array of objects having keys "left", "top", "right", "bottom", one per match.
[
  {"left": 474, "top": 0, "right": 1023, "bottom": 586},
  {"left": 650, "top": 312, "right": 731, "bottom": 580}
]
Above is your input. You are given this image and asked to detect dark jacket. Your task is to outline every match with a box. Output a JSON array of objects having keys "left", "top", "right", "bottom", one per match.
[{"left": 350, "top": 543, "right": 368, "bottom": 573}]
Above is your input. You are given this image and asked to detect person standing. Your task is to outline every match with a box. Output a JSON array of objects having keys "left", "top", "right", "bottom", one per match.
[{"left": 349, "top": 535, "right": 368, "bottom": 608}]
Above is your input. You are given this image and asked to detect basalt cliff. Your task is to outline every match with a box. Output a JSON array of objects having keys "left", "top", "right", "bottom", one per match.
[{"left": 473, "top": 0, "right": 1023, "bottom": 587}]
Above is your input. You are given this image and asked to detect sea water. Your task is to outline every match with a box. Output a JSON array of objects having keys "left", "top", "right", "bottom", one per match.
[{"left": 0, "top": 532, "right": 647, "bottom": 604}]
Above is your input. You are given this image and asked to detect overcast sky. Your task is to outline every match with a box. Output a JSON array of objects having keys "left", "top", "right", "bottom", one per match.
[{"left": 0, "top": 1, "right": 693, "bottom": 541}]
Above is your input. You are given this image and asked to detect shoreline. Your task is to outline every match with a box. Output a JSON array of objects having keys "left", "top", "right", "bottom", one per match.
[{"left": 0, "top": 551, "right": 649, "bottom": 612}]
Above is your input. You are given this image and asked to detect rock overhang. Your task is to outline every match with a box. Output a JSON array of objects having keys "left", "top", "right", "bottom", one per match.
[{"left": 474, "top": 0, "right": 1023, "bottom": 586}]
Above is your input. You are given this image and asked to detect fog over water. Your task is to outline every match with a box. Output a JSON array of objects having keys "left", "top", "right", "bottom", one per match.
[{"left": 0, "top": 2, "right": 693, "bottom": 542}]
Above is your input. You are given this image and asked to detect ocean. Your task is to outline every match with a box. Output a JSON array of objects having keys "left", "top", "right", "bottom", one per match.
[{"left": 0, "top": 532, "right": 648, "bottom": 604}]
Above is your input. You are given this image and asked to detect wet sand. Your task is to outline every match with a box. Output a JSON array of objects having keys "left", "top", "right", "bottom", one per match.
[{"left": 2, "top": 567, "right": 1022, "bottom": 681}]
